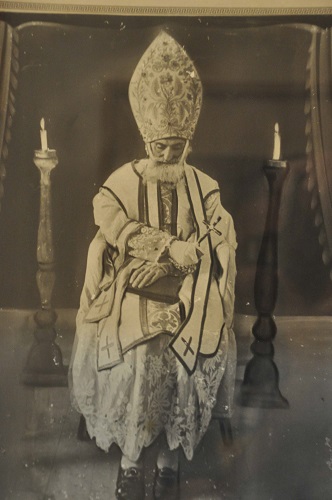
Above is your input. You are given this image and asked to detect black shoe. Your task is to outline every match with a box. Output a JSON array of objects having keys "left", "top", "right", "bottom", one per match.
[
  {"left": 115, "top": 466, "right": 145, "bottom": 500},
  {"left": 153, "top": 466, "right": 179, "bottom": 499}
]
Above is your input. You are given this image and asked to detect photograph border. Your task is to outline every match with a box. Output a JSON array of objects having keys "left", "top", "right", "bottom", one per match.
[
  {"left": 0, "top": 3, "right": 332, "bottom": 499},
  {"left": 1, "top": 1, "right": 332, "bottom": 16}
]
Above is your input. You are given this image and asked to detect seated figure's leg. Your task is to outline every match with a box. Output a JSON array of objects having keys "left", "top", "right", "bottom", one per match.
[
  {"left": 116, "top": 453, "right": 145, "bottom": 500},
  {"left": 156, "top": 443, "right": 179, "bottom": 472},
  {"left": 154, "top": 437, "right": 180, "bottom": 499},
  {"left": 121, "top": 454, "right": 144, "bottom": 470}
]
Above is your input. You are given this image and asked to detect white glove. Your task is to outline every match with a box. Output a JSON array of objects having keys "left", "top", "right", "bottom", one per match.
[{"left": 169, "top": 240, "right": 203, "bottom": 267}]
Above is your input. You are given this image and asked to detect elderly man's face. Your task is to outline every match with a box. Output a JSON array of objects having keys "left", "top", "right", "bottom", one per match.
[{"left": 149, "top": 138, "right": 186, "bottom": 164}]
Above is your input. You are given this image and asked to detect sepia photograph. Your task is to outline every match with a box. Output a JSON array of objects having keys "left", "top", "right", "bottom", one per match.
[{"left": 0, "top": 2, "right": 331, "bottom": 499}]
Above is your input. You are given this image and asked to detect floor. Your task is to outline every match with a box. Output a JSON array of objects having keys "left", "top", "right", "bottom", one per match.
[{"left": 0, "top": 310, "right": 332, "bottom": 500}]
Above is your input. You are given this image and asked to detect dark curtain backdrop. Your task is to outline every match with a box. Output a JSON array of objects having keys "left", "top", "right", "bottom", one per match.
[
  {"left": 0, "top": 22, "right": 18, "bottom": 211},
  {"left": 0, "top": 18, "right": 331, "bottom": 315}
]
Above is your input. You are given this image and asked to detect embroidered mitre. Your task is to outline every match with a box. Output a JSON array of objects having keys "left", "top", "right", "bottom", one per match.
[{"left": 129, "top": 31, "right": 203, "bottom": 143}]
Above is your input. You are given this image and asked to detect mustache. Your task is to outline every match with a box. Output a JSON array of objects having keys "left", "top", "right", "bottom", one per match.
[{"left": 155, "top": 158, "right": 179, "bottom": 165}]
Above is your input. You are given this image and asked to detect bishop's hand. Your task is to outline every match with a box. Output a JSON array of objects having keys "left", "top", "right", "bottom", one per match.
[
  {"left": 168, "top": 240, "right": 203, "bottom": 268},
  {"left": 129, "top": 262, "right": 168, "bottom": 289}
]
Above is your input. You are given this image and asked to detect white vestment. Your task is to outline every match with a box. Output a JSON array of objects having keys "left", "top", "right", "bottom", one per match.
[{"left": 69, "top": 161, "right": 237, "bottom": 461}]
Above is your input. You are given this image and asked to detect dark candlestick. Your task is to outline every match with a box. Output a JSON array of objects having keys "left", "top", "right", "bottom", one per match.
[{"left": 239, "top": 159, "right": 289, "bottom": 408}]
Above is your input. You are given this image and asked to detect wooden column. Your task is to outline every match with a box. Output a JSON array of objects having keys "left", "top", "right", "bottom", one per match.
[
  {"left": 239, "top": 160, "right": 289, "bottom": 408},
  {"left": 22, "top": 149, "right": 67, "bottom": 386}
]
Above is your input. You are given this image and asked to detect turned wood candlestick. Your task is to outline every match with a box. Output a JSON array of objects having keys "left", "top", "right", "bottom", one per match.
[
  {"left": 22, "top": 149, "right": 67, "bottom": 386},
  {"left": 239, "top": 159, "right": 289, "bottom": 408}
]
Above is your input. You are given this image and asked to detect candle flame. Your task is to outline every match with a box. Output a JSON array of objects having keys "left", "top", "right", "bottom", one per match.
[
  {"left": 274, "top": 122, "right": 279, "bottom": 133},
  {"left": 40, "top": 118, "right": 45, "bottom": 130}
]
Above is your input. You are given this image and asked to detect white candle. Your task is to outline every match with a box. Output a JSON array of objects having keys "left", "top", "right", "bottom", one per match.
[
  {"left": 40, "top": 118, "right": 48, "bottom": 151},
  {"left": 272, "top": 122, "right": 281, "bottom": 160}
]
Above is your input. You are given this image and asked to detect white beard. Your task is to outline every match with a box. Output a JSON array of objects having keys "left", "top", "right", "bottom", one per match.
[{"left": 141, "top": 159, "right": 185, "bottom": 186}]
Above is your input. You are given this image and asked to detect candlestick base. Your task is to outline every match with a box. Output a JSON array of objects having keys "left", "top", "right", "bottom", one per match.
[
  {"left": 238, "top": 340, "right": 289, "bottom": 409},
  {"left": 21, "top": 309, "right": 68, "bottom": 387}
]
